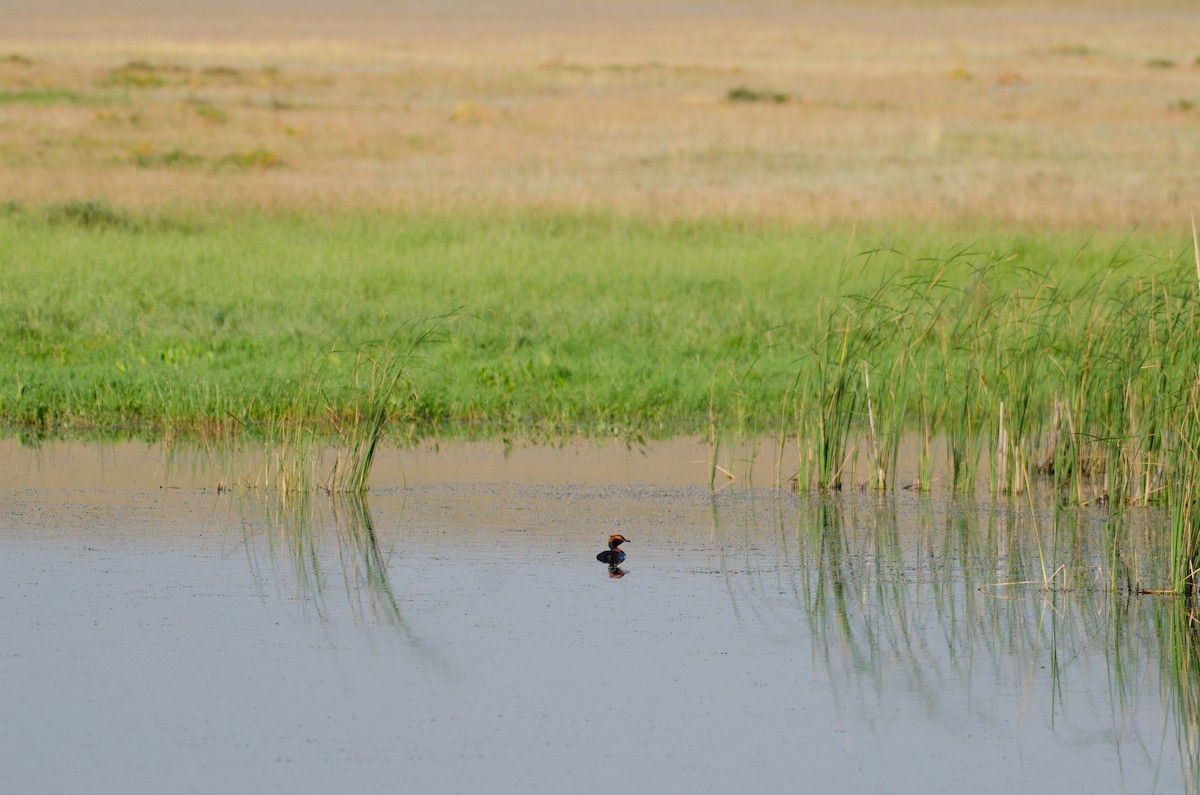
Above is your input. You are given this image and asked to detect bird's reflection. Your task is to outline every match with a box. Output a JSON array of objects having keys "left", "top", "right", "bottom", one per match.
[{"left": 607, "top": 564, "right": 627, "bottom": 579}]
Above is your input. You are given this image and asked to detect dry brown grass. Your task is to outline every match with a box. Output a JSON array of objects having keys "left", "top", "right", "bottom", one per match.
[{"left": 1, "top": 0, "right": 1197, "bottom": 227}]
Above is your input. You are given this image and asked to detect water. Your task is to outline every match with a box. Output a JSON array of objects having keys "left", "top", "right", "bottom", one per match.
[{"left": 1, "top": 439, "right": 1196, "bottom": 793}]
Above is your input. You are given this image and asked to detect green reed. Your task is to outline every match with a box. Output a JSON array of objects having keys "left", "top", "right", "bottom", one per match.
[
  {"left": 1168, "top": 374, "right": 1200, "bottom": 594},
  {"left": 253, "top": 316, "right": 446, "bottom": 496},
  {"left": 327, "top": 319, "right": 446, "bottom": 493},
  {"left": 779, "top": 230, "right": 1200, "bottom": 593},
  {"left": 259, "top": 361, "right": 326, "bottom": 495}
]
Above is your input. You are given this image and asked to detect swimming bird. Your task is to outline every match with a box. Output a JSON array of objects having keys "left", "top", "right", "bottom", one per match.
[{"left": 596, "top": 534, "right": 630, "bottom": 564}]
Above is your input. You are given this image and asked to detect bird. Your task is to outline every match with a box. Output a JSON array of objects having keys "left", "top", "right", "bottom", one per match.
[{"left": 596, "top": 534, "right": 630, "bottom": 564}]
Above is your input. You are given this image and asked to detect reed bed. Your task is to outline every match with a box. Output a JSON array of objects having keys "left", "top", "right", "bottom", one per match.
[
  {"left": 779, "top": 227, "right": 1200, "bottom": 592},
  {"left": 326, "top": 322, "right": 445, "bottom": 493},
  {"left": 255, "top": 317, "right": 447, "bottom": 495}
]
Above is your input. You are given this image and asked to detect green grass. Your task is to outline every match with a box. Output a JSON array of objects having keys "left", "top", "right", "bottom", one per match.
[
  {"left": 725, "top": 86, "right": 791, "bottom": 104},
  {"left": 0, "top": 205, "right": 1187, "bottom": 446}
]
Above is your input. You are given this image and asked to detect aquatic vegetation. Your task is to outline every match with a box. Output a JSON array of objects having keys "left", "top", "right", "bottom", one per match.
[
  {"left": 255, "top": 315, "right": 449, "bottom": 495},
  {"left": 778, "top": 223, "right": 1200, "bottom": 593},
  {"left": 327, "top": 321, "right": 447, "bottom": 493}
]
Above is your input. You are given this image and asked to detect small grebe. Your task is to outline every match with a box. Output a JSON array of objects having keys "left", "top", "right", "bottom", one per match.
[{"left": 596, "top": 534, "right": 630, "bottom": 564}]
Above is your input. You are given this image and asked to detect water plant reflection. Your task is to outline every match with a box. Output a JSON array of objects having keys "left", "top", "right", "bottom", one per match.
[
  {"left": 241, "top": 491, "right": 407, "bottom": 630},
  {"left": 706, "top": 493, "right": 1200, "bottom": 791}
]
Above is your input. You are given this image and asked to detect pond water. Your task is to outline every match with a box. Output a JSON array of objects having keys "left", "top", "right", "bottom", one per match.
[{"left": 2, "top": 439, "right": 1197, "bottom": 794}]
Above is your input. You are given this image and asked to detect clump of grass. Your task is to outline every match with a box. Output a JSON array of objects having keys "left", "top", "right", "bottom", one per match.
[
  {"left": 1, "top": 53, "right": 34, "bottom": 66},
  {"left": 1148, "top": 58, "right": 1177, "bottom": 69},
  {"left": 725, "top": 86, "right": 789, "bottom": 104},
  {"left": 102, "top": 60, "right": 178, "bottom": 88},
  {"left": 258, "top": 315, "right": 450, "bottom": 496},
  {"left": 200, "top": 65, "right": 242, "bottom": 81},
  {"left": 192, "top": 104, "right": 229, "bottom": 123},
  {"left": 219, "top": 148, "right": 285, "bottom": 170},
  {"left": 1044, "top": 44, "right": 1096, "bottom": 57},
  {"left": 46, "top": 199, "right": 138, "bottom": 230},
  {"left": 809, "top": 309, "right": 862, "bottom": 491},
  {"left": 328, "top": 321, "right": 446, "bottom": 493},
  {"left": 128, "top": 145, "right": 204, "bottom": 169},
  {"left": 260, "top": 372, "right": 323, "bottom": 495},
  {"left": 93, "top": 109, "right": 140, "bottom": 125}
]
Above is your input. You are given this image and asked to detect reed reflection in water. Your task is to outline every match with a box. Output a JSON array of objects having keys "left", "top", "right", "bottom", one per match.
[
  {"left": 239, "top": 492, "right": 406, "bottom": 630},
  {"left": 707, "top": 493, "right": 1200, "bottom": 792}
]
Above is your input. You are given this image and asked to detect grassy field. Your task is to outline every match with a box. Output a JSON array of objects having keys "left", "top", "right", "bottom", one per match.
[{"left": 1, "top": 207, "right": 1190, "bottom": 441}]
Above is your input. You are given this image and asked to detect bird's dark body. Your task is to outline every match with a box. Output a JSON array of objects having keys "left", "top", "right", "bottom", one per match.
[
  {"left": 596, "top": 549, "right": 626, "bottom": 564},
  {"left": 595, "top": 534, "right": 630, "bottom": 565}
]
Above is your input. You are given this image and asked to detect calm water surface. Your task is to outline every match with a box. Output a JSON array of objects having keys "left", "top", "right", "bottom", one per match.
[{"left": 1, "top": 440, "right": 1196, "bottom": 793}]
